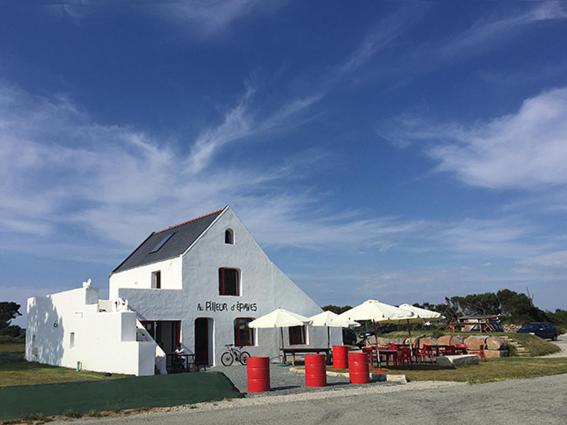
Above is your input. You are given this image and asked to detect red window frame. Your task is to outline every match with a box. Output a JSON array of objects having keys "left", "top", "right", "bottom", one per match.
[
  {"left": 234, "top": 318, "right": 255, "bottom": 346},
  {"left": 219, "top": 268, "right": 240, "bottom": 296},
  {"left": 289, "top": 325, "right": 306, "bottom": 345}
]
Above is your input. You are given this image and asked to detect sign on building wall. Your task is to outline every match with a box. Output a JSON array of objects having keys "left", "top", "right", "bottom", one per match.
[{"left": 196, "top": 301, "right": 258, "bottom": 313}]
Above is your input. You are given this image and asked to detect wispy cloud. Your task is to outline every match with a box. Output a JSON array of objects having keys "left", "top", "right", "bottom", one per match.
[
  {"left": 0, "top": 82, "right": 420, "bottom": 261},
  {"left": 362, "top": 1, "right": 567, "bottom": 91},
  {"left": 522, "top": 250, "right": 567, "bottom": 270},
  {"left": 437, "top": 1, "right": 567, "bottom": 58},
  {"left": 146, "top": 0, "right": 287, "bottom": 37},
  {"left": 384, "top": 87, "right": 567, "bottom": 191},
  {"left": 186, "top": 87, "right": 321, "bottom": 174},
  {"left": 335, "top": 4, "right": 427, "bottom": 78}
]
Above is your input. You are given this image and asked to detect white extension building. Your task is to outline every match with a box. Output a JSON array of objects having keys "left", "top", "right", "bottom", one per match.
[{"left": 26, "top": 206, "right": 340, "bottom": 375}]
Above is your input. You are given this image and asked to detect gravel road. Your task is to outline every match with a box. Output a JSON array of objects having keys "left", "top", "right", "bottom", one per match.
[{"left": 58, "top": 373, "right": 567, "bottom": 425}]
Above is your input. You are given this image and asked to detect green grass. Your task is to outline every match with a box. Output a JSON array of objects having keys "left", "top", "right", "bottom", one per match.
[
  {"left": 0, "top": 343, "right": 125, "bottom": 388},
  {"left": 0, "top": 343, "right": 25, "bottom": 354},
  {"left": 509, "top": 333, "right": 560, "bottom": 356},
  {"left": 0, "top": 341, "right": 242, "bottom": 421},
  {"left": 0, "top": 371, "right": 241, "bottom": 421},
  {"left": 328, "top": 357, "right": 567, "bottom": 383},
  {"left": 398, "top": 357, "right": 567, "bottom": 383}
]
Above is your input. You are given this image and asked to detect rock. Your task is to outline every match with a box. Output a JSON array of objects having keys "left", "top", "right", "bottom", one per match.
[
  {"left": 484, "top": 349, "right": 508, "bottom": 359},
  {"left": 437, "top": 335, "right": 464, "bottom": 346},
  {"left": 464, "top": 336, "right": 487, "bottom": 350},
  {"left": 436, "top": 354, "right": 480, "bottom": 368},
  {"left": 419, "top": 336, "right": 438, "bottom": 348},
  {"left": 386, "top": 374, "right": 407, "bottom": 384},
  {"left": 486, "top": 336, "right": 508, "bottom": 350},
  {"left": 366, "top": 336, "right": 390, "bottom": 347}
]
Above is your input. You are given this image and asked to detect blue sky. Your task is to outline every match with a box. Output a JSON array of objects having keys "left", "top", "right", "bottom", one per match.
[{"left": 2, "top": 0, "right": 567, "bottom": 324}]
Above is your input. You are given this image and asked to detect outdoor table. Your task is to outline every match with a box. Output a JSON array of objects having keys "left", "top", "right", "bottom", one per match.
[
  {"left": 166, "top": 353, "right": 196, "bottom": 373},
  {"left": 364, "top": 347, "right": 398, "bottom": 368},
  {"left": 282, "top": 348, "right": 331, "bottom": 366},
  {"left": 423, "top": 344, "right": 465, "bottom": 357}
]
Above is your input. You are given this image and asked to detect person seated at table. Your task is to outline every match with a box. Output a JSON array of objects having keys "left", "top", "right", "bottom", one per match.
[
  {"left": 175, "top": 343, "right": 186, "bottom": 356},
  {"left": 174, "top": 343, "right": 188, "bottom": 371}
]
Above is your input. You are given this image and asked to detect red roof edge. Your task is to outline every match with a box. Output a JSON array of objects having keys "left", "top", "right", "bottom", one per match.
[{"left": 153, "top": 206, "right": 227, "bottom": 234}]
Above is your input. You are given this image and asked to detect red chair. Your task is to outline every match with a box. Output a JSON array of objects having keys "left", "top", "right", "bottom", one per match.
[
  {"left": 443, "top": 345, "right": 456, "bottom": 355},
  {"left": 468, "top": 345, "right": 486, "bottom": 361},
  {"left": 397, "top": 347, "right": 412, "bottom": 366},
  {"left": 362, "top": 346, "right": 376, "bottom": 367},
  {"left": 416, "top": 344, "right": 435, "bottom": 365},
  {"left": 454, "top": 343, "right": 468, "bottom": 354}
]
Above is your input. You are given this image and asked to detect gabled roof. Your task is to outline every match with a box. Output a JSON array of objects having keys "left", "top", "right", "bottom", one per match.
[{"left": 111, "top": 207, "right": 225, "bottom": 274}]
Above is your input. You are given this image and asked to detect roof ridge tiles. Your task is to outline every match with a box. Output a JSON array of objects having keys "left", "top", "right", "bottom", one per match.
[{"left": 154, "top": 206, "right": 226, "bottom": 234}]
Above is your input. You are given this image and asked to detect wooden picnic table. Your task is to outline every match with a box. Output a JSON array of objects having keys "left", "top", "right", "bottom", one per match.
[{"left": 282, "top": 348, "right": 331, "bottom": 366}]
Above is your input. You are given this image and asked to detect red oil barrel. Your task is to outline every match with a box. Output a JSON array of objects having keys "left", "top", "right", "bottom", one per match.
[
  {"left": 348, "top": 352, "right": 370, "bottom": 384},
  {"left": 247, "top": 356, "right": 270, "bottom": 393},
  {"left": 332, "top": 345, "right": 349, "bottom": 369},
  {"left": 304, "top": 353, "right": 327, "bottom": 387}
]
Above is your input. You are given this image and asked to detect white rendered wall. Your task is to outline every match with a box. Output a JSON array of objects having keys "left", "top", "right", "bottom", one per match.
[
  {"left": 117, "top": 207, "right": 342, "bottom": 366},
  {"left": 26, "top": 287, "right": 155, "bottom": 376},
  {"left": 109, "top": 257, "right": 182, "bottom": 299},
  {"left": 182, "top": 208, "right": 342, "bottom": 364}
]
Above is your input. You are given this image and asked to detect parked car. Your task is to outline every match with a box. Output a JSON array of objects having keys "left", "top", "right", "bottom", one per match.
[{"left": 518, "top": 322, "right": 559, "bottom": 340}]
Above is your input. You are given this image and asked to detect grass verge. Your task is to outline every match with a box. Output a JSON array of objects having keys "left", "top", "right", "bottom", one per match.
[
  {"left": 397, "top": 357, "right": 567, "bottom": 383},
  {"left": 0, "top": 344, "right": 124, "bottom": 388},
  {"left": 0, "top": 371, "right": 241, "bottom": 421},
  {"left": 508, "top": 333, "right": 560, "bottom": 356},
  {"left": 325, "top": 357, "right": 567, "bottom": 384}
]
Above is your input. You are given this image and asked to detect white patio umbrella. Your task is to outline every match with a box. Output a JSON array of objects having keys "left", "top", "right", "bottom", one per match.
[
  {"left": 338, "top": 299, "right": 411, "bottom": 323},
  {"left": 309, "top": 311, "right": 360, "bottom": 349},
  {"left": 248, "top": 308, "right": 312, "bottom": 356},
  {"left": 398, "top": 304, "right": 442, "bottom": 320},
  {"left": 396, "top": 304, "right": 443, "bottom": 346},
  {"left": 338, "top": 299, "right": 415, "bottom": 348}
]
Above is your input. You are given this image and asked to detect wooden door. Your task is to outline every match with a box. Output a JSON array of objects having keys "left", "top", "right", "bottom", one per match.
[{"left": 194, "top": 318, "right": 209, "bottom": 365}]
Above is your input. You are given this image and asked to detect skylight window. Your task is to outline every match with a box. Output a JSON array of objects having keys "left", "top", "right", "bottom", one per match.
[{"left": 149, "top": 233, "right": 175, "bottom": 253}]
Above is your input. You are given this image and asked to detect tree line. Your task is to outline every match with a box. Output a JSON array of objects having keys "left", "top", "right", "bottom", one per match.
[
  {"left": 322, "top": 289, "right": 567, "bottom": 329},
  {"left": 0, "top": 302, "right": 24, "bottom": 338}
]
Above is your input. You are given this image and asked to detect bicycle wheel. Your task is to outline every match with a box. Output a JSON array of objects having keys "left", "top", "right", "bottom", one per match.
[
  {"left": 221, "top": 351, "right": 234, "bottom": 366},
  {"left": 239, "top": 351, "right": 251, "bottom": 365}
]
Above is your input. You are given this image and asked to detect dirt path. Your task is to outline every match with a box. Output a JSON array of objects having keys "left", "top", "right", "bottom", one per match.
[{"left": 544, "top": 334, "right": 567, "bottom": 358}]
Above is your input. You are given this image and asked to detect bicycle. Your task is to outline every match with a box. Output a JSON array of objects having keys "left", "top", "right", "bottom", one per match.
[{"left": 220, "top": 344, "right": 250, "bottom": 366}]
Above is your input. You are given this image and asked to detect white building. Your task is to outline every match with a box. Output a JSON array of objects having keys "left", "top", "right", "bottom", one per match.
[{"left": 26, "top": 206, "right": 340, "bottom": 375}]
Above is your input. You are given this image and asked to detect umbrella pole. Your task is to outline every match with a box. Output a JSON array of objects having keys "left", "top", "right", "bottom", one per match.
[
  {"left": 373, "top": 320, "right": 381, "bottom": 369},
  {"left": 327, "top": 326, "right": 331, "bottom": 350},
  {"left": 408, "top": 322, "right": 413, "bottom": 361},
  {"left": 280, "top": 327, "right": 284, "bottom": 363}
]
